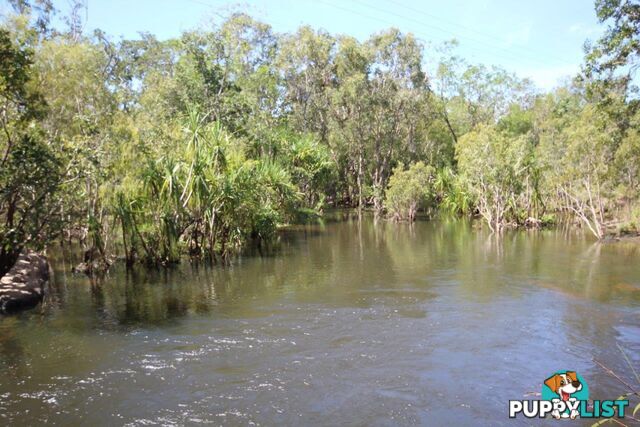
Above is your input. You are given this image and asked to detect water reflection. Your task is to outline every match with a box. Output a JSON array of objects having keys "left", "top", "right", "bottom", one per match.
[{"left": 0, "top": 215, "right": 639, "bottom": 425}]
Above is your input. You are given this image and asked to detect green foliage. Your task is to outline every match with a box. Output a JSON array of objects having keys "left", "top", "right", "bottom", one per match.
[
  {"left": 434, "top": 167, "right": 473, "bottom": 215},
  {"left": 615, "top": 109, "right": 640, "bottom": 205},
  {"left": 0, "top": 27, "right": 65, "bottom": 275},
  {"left": 585, "top": 0, "right": 640, "bottom": 86},
  {"left": 111, "top": 111, "right": 299, "bottom": 265},
  {"left": 3, "top": 1, "right": 640, "bottom": 275},
  {"left": 384, "top": 162, "right": 436, "bottom": 221},
  {"left": 0, "top": 132, "right": 64, "bottom": 274},
  {"left": 456, "top": 125, "right": 536, "bottom": 231},
  {"left": 537, "top": 103, "right": 617, "bottom": 238},
  {"left": 279, "top": 133, "right": 336, "bottom": 210},
  {"left": 497, "top": 104, "right": 534, "bottom": 136}
]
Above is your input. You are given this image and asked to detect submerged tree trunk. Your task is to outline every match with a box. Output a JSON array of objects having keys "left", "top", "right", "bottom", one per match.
[
  {"left": 558, "top": 182, "right": 605, "bottom": 240},
  {"left": 357, "top": 150, "right": 363, "bottom": 214}
]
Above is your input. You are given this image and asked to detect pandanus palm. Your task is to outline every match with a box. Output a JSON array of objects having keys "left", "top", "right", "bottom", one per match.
[
  {"left": 112, "top": 108, "right": 299, "bottom": 266},
  {"left": 177, "top": 110, "right": 230, "bottom": 257}
]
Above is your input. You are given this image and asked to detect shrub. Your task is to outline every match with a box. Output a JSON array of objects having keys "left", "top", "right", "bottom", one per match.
[{"left": 384, "top": 162, "right": 436, "bottom": 221}]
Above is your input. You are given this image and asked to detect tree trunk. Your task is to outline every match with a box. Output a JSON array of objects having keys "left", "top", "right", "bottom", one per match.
[{"left": 357, "top": 150, "right": 363, "bottom": 213}]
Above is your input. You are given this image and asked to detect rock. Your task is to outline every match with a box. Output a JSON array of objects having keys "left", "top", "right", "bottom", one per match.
[
  {"left": 72, "top": 262, "right": 90, "bottom": 274},
  {"left": 72, "top": 247, "right": 111, "bottom": 275},
  {"left": 72, "top": 259, "right": 110, "bottom": 275},
  {"left": 524, "top": 217, "right": 542, "bottom": 228},
  {"left": 0, "top": 251, "right": 50, "bottom": 313}
]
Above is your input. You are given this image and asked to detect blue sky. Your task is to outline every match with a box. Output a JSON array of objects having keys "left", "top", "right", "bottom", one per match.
[{"left": 6, "top": 0, "right": 605, "bottom": 90}]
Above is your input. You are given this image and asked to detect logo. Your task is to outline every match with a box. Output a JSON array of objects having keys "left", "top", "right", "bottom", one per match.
[
  {"left": 509, "top": 370, "right": 629, "bottom": 420},
  {"left": 542, "top": 371, "right": 588, "bottom": 419}
]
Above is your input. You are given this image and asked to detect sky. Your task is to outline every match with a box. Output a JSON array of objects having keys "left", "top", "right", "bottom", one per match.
[{"left": 4, "top": 0, "right": 606, "bottom": 90}]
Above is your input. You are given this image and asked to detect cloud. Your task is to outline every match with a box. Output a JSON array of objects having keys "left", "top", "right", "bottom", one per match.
[{"left": 568, "top": 23, "right": 601, "bottom": 36}]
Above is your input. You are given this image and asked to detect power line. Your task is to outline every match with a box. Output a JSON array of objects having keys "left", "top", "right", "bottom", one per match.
[
  {"left": 181, "top": 0, "right": 575, "bottom": 76},
  {"left": 314, "top": 0, "right": 534, "bottom": 67},
  {"left": 342, "top": 0, "right": 572, "bottom": 67},
  {"left": 382, "top": 0, "right": 571, "bottom": 64}
]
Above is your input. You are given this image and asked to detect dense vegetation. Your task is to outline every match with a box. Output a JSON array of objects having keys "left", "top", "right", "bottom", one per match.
[{"left": 1, "top": 0, "right": 639, "bottom": 274}]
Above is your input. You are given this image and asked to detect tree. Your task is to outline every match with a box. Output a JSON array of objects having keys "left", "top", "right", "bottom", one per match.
[
  {"left": 384, "top": 162, "right": 436, "bottom": 221},
  {"left": 585, "top": 0, "right": 640, "bottom": 94},
  {"left": 34, "top": 32, "right": 124, "bottom": 268},
  {"left": 328, "top": 30, "right": 431, "bottom": 211},
  {"left": 456, "top": 125, "right": 536, "bottom": 231},
  {"left": 539, "top": 104, "right": 617, "bottom": 239},
  {"left": 615, "top": 109, "right": 640, "bottom": 214},
  {"left": 278, "top": 26, "right": 336, "bottom": 142},
  {"left": 8, "top": 0, "right": 55, "bottom": 36},
  {"left": 0, "top": 28, "right": 64, "bottom": 275},
  {"left": 434, "top": 60, "right": 535, "bottom": 137},
  {"left": 2, "top": 4, "right": 639, "bottom": 271}
]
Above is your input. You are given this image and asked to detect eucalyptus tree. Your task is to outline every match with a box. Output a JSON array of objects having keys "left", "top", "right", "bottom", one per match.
[
  {"left": 7, "top": 0, "right": 54, "bottom": 37},
  {"left": 536, "top": 101, "right": 617, "bottom": 239},
  {"left": 456, "top": 125, "right": 536, "bottom": 231},
  {"left": 328, "top": 30, "right": 431, "bottom": 211},
  {"left": 216, "top": 14, "right": 281, "bottom": 156},
  {"left": 580, "top": 0, "right": 640, "bottom": 232},
  {"left": 584, "top": 0, "right": 640, "bottom": 98},
  {"left": 277, "top": 26, "right": 336, "bottom": 143},
  {"left": 34, "top": 31, "right": 125, "bottom": 266},
  {"left": 615, "top": 109, "right": 640, "bottom": 216},
  {"left": 0, "top": 25, "right": 63, "bottom": 275},
  {"left": 366, "top": 29, "right": 430, "bottom": 212},
  {"left": 328, "top": 35, "right": 372, "bottom": 209},
  {"left": 440, "top": 63, "right": 536, "bottom": 135}
]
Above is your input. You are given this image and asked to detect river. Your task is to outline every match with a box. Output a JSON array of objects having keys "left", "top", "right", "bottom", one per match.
[{"left": 1, "top": 214, "right": 639, "bottom": 426}]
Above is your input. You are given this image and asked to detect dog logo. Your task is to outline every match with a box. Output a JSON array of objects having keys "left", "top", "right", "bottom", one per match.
[
  {"left": 510, "top": 370, "right": 629, "bottom": 420},
  {"left": 542, "top": 370, "right": 588, "bottom": 419}
]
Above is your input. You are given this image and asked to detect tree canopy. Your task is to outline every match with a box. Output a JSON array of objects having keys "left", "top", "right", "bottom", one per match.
[{"left": 1, "top": 1, "right": 639, "bottom": 273}]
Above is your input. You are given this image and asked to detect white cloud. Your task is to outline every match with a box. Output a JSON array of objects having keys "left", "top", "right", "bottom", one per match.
[{"left": 568, "top": 23, "right": 601, "bottom": 36}]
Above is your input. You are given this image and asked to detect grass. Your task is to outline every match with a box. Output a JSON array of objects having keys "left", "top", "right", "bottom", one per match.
[{"left": 590, "top": 344, "right": 640, "bottom": 426}]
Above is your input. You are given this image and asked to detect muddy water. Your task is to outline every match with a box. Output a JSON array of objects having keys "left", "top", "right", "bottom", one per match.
[{"left": 0, "top": 214, "right": 639, "bottom": 426}]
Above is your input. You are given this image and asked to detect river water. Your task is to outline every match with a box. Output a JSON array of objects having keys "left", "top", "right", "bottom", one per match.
[{"left": 0, "top": 214, "right": 639, "bottom": 426}]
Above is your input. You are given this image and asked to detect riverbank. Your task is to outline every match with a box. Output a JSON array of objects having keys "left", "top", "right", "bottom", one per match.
[{"left": 53, "top": 209, "right": 640, "bottom": 278}]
